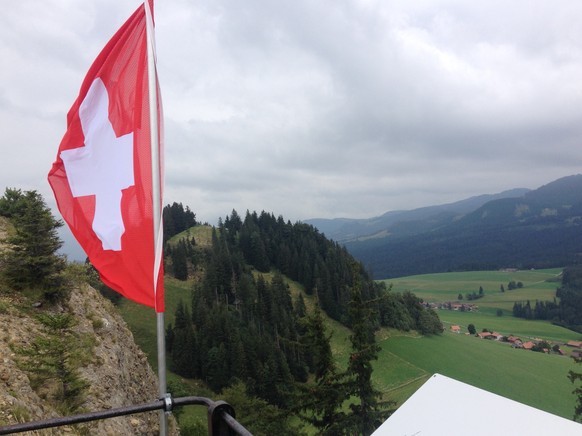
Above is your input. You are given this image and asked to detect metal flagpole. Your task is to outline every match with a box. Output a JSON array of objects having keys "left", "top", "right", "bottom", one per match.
[{"left": 144, "top": 2, "right": 168, "bottom": 435}]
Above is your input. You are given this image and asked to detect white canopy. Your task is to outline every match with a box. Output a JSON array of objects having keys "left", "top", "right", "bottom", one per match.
[{"left": 372, "top": 373, "right": 582, "bottom": 436}]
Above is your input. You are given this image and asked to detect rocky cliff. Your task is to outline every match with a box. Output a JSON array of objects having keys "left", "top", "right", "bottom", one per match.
[{"left": 0, "top": 282, "right": 177, "bottom": 435}]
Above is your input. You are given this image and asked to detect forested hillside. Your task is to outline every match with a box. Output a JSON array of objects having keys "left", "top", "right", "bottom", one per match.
[
  {"left": 162, "top": 206, "right": 442, "bottom": 434},
  {"left": 346, "top": 175, "right": 582, "bottom": 278}
]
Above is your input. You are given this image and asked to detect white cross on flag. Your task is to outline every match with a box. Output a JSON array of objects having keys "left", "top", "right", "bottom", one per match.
[{"left": 48, "top": 1, "right": 164, "bottom": 312}]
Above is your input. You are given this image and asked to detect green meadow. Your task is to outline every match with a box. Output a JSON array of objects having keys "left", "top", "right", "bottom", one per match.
[
  {"left": 375, "top": 330, "right": 578, "bottom": 419},
  {"left": 383, "top": 268, "right": 580, "bottom": 342},
  {"left": 379, "top": 268, "right": 582, "bottom": 420},
  {"left": 118, "top": 267, "right": 582, "bottom": 427},
  {"left": 387, "top": 268, "right": 562, "bottom": 307}
]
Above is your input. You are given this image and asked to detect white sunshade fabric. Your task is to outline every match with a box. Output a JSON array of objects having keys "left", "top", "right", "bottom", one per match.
[{"left": 372, "top": 373, "right": 582, "bottom": 436}]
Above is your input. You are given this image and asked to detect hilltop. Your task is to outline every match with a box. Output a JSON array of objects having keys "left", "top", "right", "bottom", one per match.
[{"left": 150, "top": 207, "right": 445, "bottom": 433}]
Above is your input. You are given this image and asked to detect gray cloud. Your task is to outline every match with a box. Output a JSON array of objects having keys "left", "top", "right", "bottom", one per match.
[{"left": 2, "top": 0, "right": 582, "bottom": 231}]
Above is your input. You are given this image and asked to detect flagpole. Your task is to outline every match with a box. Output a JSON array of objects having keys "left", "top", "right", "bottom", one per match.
[{"left": 144, "top": 2, "right": 168, "bottom": 435}]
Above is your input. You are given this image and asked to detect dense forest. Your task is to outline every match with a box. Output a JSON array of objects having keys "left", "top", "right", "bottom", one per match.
[
  {"left": 513, "top": 265, "right": 582, "bottom": 332},
  {"left": 349, "top": 223, "right": 582, "bottom": 279},
  {"left": 163, "top": 205, "right": 442, "bottom": 434}
]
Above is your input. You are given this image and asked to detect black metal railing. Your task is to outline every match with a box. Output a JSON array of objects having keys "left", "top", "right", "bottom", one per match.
[{"left": 0, "top": 395, "right": 252, "bottom": 435}]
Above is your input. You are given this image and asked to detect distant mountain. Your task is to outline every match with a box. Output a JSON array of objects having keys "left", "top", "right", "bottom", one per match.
[
  {"left": 312, "top": 175, "right": 582, "bottom": 279},
  {"left": 306, "top": 188, "right": 530, "bottom": 243}
]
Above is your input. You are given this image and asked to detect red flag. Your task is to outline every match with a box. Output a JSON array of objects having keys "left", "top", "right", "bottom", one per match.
[{"left": 48, "top": 1, "right": 164, "bottom": 312}]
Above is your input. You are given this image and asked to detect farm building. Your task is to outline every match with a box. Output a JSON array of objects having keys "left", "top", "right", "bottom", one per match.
[{"left": 522, "top": 341, "right": 535, "bottom": 350}]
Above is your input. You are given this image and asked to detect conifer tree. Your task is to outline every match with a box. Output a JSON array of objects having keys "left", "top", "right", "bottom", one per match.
[
  {"left": 343, "top": 266, "right": 393, "bottom": 435},
  {"left": 0, "top": 188, "right": 66, "bottom": 300},
  {"left": 15, "top": 313, "right": 89, "bottom": 414},
  {"left": 171, "top": 239, "right": 189, "bottom": 280},
  {"left": 294, "top": 292, "right": 307, "bottom": 319},
  {"left": 297, "top": 301, "right": 349, "bottom": 434},
  {"left": 222, "top": 381, "right": 306, "bottom": 436},
  {"left": 171, "top": 300, "right": 197, "bottom": 377},
  {"left": 306, "top": 303, "right": 335, "bottom": 380}
]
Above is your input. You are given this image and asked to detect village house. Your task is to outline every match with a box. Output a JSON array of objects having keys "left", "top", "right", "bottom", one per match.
[
  {"left": 450, "top": 325, "right": 461, "bottom": 333},
  {"left": 566, "top": 340, "right": 582, "bottom": 348},
  {"left": 511, "top": 340, "right": 523, "bottom": 348}
]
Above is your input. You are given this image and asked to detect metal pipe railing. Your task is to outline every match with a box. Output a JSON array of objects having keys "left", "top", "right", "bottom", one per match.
[{"left": 0, "top": 395, "right": 253, "bottom": 436}]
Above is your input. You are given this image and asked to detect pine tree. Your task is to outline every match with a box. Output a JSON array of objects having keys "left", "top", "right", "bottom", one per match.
[
  {"left": 306, "top": 303, "right": 335, "bottom": 380},
  {"left": 222, "top": 381, "right": 306, "bottom": 436},
  {"left": 171, "top": 239, "right": 189, "bottom": 280},
  {"left": 297, "top": 301, "right": 349, "bottom": 433},
  {"left": 15, "top": 314, "right": 89, "bottom": 414},
  {"left": 170, "top": 301, "right": 197, "bottom": 377},
  {"left": 343, "top": 267, "right": 393, "bottom": 435},
  {"left": 0, "top": 188, "right": 66, "bottom": 300},
  {"left": 294, "top": 293, "right": 307, "bottom": 319}
]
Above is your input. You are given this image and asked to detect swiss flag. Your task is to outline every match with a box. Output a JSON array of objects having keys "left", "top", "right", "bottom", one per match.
[{"left": 48, "top": 1, "right": 164, "bottom": 312}]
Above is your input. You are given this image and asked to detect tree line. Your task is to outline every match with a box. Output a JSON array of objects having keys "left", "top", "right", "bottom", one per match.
[{"left": 512, "top": 265, "right": 582, "bottom": 332}]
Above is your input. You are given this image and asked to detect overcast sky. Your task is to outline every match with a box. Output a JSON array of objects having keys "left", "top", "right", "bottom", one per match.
[{"left": 2, "top": 0, "right": 582, "bottom": 232}]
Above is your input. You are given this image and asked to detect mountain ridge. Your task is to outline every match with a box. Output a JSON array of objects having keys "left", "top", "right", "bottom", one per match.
[
  {"left": 308, "top": 175, "right": 582, "bottom": 279},
  {"left": 305, "top": 188, "right": 530, "bottom": 242}
]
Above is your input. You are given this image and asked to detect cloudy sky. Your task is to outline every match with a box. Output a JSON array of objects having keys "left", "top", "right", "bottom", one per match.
[{"left": 2, "top": 0, "right": 582, "bottom": 232}]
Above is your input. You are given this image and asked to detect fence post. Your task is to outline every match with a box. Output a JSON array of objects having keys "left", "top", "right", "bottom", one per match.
[{"left": 207, "top": 401, "right": 236, "bottom": 436}]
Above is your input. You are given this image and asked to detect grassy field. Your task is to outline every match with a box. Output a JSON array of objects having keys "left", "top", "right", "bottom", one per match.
[
  {"left": 437, "top": 310, "right": 581, "bottom": 343},
  {"left": 117, "top": 266, "right": 582, "bottom": 428},
  {"left": 376, "top": 331, "right": 578, "bottom": 419},
  {"left": 377, "top": 268, "right": 582, "bottom": 420},
  {"left": 384, "top": 268, "right": 581, "bottom": 344},
  {"left": 386, "top": 268, "right": 562, "bottom": 309}
]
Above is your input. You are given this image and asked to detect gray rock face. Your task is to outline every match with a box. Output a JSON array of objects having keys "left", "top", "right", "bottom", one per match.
[{"left": 0, "top": 285, "right": 178, "bottom": 435}]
